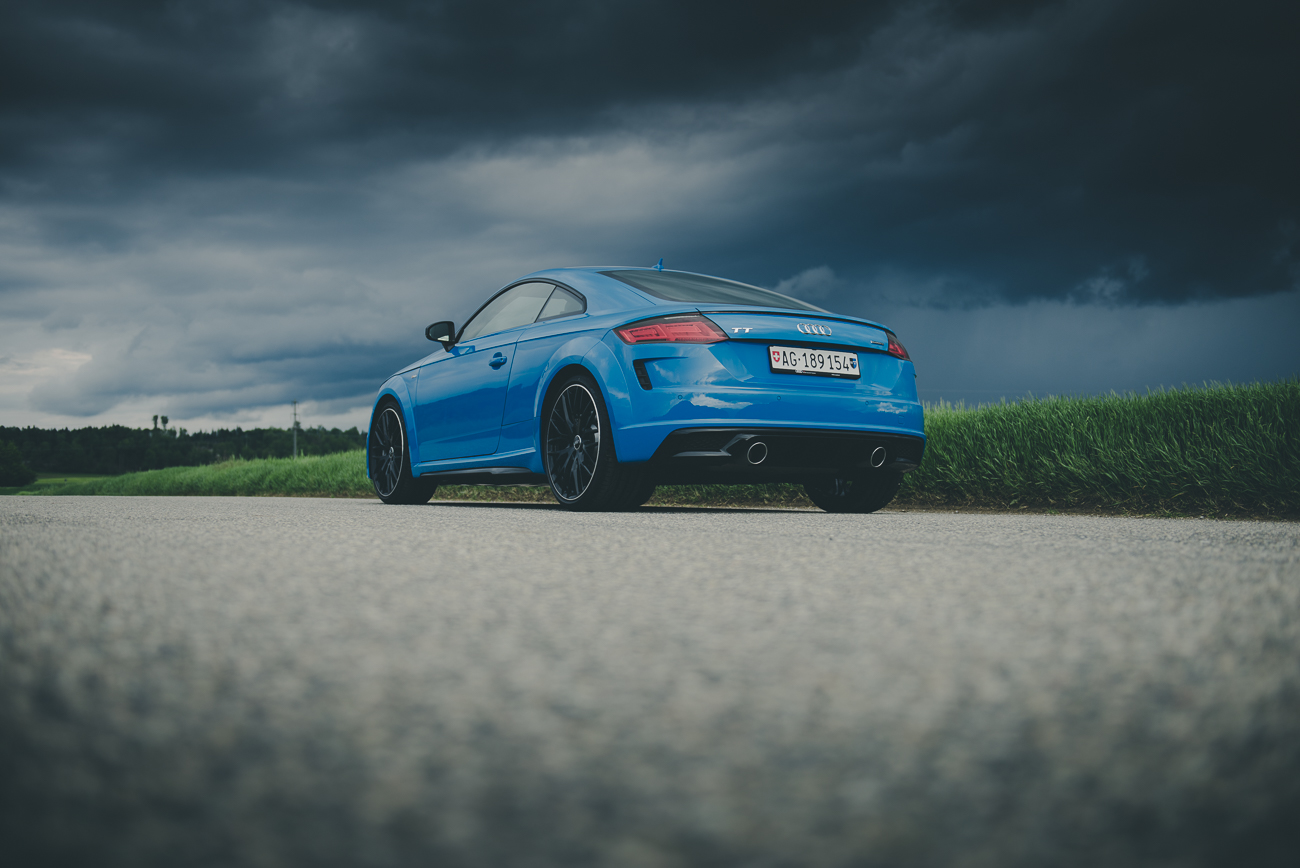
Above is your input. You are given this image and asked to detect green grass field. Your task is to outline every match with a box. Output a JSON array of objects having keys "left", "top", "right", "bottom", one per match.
[
  {"left": 902, "top": 378, "right": 1298, "bottom": 515},
  {"left": 0, "top": 472, "right": 114, "bottom": 497},
  {"left": 15, "top": 452, "right": 371, "bottom": 499},
  {"left": 17, "top": 380, "right": 1299, "bottom": 516}
]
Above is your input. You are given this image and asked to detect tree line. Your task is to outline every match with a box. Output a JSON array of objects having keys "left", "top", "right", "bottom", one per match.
[{"left": 1, "top": 422, "right": 367, "bottom": 476}]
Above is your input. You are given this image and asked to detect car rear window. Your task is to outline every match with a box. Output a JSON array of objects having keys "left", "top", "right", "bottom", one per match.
[{"left": 601, "top": 269, "right": 823, "bottom": 311}]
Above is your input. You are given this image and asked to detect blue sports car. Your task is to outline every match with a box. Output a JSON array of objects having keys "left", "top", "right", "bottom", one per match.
[{"left": 367, "top": 267, "right": 924, "bottom": 512}]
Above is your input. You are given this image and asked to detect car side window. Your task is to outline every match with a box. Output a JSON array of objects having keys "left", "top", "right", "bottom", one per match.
[
  {"left": 460, "top": 282, "right": 555, "bottom": 341},
  {"left": 536, "top": 287, "right": 585, "bottom": 321}
]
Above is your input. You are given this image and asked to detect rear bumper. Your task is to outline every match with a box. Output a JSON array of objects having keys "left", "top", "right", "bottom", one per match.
[
  {"left": 596, "top": 328, "right": 926, "bottom": 469},
  {"left": 646, "top": 427, "right": 925, "bottom": 484}
]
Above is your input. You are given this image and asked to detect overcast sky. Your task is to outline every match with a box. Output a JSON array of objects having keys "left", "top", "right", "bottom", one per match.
[{"left": 2, "top": 0, "right": 1297, "bottom": 431}]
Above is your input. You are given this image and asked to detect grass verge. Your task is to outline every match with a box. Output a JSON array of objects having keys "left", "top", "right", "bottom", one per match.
[
  {"left": 16, "top": 453, "right": 812, "bottom": 507},
  {"left": 902, "top": 379, "right": 1298, "bottom": 517},
  {"left": 0, "top": 472, "right": 114, "bottom": 497},
  {"left": 18, "top": 451, "right": 371, "bottom": 498},
  {"left": 19, "top": 380, "right": 1298, "bottom": 517}
]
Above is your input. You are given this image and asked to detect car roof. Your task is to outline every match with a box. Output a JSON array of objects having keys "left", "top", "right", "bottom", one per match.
[
  {"left": 516, "top": 266, "right": 808, "bottom": 311},
  {"left": 513, "top": 266, "right": 888, "bottom": 331}
]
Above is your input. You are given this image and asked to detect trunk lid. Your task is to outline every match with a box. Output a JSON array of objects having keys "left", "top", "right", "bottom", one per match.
[{"left": 702, "top": 310, "right": 890, "bottom": 352}]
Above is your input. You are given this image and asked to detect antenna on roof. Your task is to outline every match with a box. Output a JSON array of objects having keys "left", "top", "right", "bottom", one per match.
[{"left": 654, "top": 258, "right": 664, "bottom": 271}]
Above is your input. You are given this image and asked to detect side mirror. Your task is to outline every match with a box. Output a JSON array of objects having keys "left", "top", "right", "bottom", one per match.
[{"left": 425, "top": 321, "right": 455, "bottom": 349}]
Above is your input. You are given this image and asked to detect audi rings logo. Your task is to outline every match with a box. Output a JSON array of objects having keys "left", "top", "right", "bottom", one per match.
[{"left": 796, "top": 323, "right": 832, "bottom": 335}]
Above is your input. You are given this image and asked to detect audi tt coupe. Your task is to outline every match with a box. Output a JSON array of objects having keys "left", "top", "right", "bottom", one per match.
[{"left": 367, "top": 267, "right": 925, "bottom": 512}]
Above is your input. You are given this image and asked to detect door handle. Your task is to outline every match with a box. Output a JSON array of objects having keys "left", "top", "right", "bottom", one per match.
[{"left": 489, "top": 353, "right": 508, "bottom": 369}]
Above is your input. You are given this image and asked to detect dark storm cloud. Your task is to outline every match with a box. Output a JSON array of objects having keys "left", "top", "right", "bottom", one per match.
[
  {"left": 1, "top": 0, "right": 1297, "bottom": 423},
  {"left": 821, "top": 0, "right": 1300, "bottom": 305},
  {"left": 0, "top": 0, "right": 894, "bottom": 170},
  {"left": 5, "top": 0, "right": 1297, "bottom": 303}
]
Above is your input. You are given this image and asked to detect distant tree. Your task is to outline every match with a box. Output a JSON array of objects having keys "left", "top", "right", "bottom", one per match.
[
  {"left": 0, "top": 440, "right": 37, "bottom": 486},
  {"left": 0, "top": 424, "right": 365, "bottom": 475},
  {"left": 161, "top": 415, "right": 169, "bottom": 429},
  {"left": 152, "top": 415, "right": 159, "bottom": 430}
]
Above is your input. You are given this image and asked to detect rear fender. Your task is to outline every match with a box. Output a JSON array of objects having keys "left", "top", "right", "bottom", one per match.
[
  {"left": 531, "top": 335, "right": 603, "bottom": 420},
  {"left": 530, "top": 336, "right": 635, "bottom": 465},
  {"left": 580, "top": 338, "right": 635, "bottom": 460}
]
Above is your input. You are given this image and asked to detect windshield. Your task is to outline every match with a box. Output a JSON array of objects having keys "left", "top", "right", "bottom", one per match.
[{"left": 602, "top": 269, "right": 824, "bottom": 311}]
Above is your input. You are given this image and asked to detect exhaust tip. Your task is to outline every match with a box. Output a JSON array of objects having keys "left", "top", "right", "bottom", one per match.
[
  {"left": 870, "top": 446, "right": 887, "bottom": 468},
  {"left": 746, "top": 441, "right": 769, "bottom": 465}
]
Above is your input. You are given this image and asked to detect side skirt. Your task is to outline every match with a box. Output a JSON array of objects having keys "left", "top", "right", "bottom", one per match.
[{"left": 418, "top": 466, "right": 547, "bottom": 486}]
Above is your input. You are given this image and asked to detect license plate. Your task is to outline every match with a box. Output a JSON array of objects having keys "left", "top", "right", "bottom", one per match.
[{"left": 768, "top": 346, "right": 860, "bottom": 378}]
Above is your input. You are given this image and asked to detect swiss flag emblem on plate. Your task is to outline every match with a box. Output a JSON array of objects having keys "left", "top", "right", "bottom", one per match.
[{"left": 771, "top": 349, "right": 781, "bottom": 363}]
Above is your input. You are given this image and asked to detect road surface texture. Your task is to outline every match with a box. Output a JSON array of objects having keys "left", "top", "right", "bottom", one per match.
[{"left": 1, "top": 497, "right": 1298, "bottom": 868}]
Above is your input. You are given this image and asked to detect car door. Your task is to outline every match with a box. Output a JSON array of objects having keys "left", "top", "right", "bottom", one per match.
[{"left": 414, "top": 282, "right": 555, "bottom": 462}]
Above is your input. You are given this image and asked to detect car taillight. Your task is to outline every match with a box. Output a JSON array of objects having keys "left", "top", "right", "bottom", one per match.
[
  {"left": 614, "top": 314, "right": 728, "bottom": 344},
  {"left": 886, "top": 332, "right": 910, "bottom": 360}
]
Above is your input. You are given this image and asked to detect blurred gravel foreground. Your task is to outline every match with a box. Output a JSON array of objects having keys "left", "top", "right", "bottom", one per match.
[{"left": 2, "top": 498, "right": 1298, "bottom": 868}]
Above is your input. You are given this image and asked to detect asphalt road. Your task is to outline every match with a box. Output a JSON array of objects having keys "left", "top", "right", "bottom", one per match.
[{"left": 2, "top": 497, "right": 1298, "bottom": 868}]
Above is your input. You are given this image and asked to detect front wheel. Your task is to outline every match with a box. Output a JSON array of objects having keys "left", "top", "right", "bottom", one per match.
[
  {"left": 369, "top": 403, "right": 436, "bottom": 505},
  {"left": 804, "top": 474, "right": 902, "bottom": 514},
  {"left": 543, "top": 373, "right": 652, "bottom": 511}
]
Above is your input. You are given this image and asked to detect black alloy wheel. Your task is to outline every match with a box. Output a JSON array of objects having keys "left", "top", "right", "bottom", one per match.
[
  {"left": 546, "top": 381, "right": 601, "bottom": 501},
  {"left": 544, "top": 372, "right": 652, "bottom": 511},
  {"left": 369, "top": 403, "right": 436, "bottom": 505},
  {"left": 803, "top": 473, "right": 902, "bottom": 514}
]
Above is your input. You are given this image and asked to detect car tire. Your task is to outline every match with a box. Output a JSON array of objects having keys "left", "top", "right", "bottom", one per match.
[
  {"left": 621, "top": 475, "right": 658, "bottom": 509},
  {"left": 543, "top": 372, "right": 648, "bottom": 511},
  {"left": 804, "top": 473, "right": 902, "bottom": 514},
  {"left": 369, "top": 402, "right": 437, "bottom": 505}
]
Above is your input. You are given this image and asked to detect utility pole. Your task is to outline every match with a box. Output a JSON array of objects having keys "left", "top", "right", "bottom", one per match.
[{"left": 292, "top": 401, "right": 299, "bottom": 459}]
